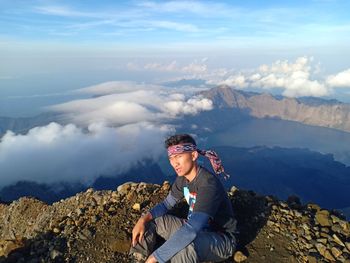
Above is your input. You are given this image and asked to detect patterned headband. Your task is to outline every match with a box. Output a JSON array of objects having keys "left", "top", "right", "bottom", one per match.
[{"left": 167, "top": 143, "right": 230, "bottom": 179}]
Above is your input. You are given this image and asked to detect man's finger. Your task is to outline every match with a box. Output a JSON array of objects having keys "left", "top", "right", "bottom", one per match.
[
  {"left": 138, "top": 231, "right": 144, "bottom": 243},
  {"left": 132, "top": 233, "right": 138, "bottom": 247}
]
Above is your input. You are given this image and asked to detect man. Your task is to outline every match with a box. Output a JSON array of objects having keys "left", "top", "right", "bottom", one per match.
[{"left": 130, "top": 134, "right": 237, "bottom": 263}]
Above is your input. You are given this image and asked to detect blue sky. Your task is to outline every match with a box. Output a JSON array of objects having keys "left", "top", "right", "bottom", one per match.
[
  {"left": 1, "top": 0, "right": 350, "bottom": 50},
  {"left": 1, "top": 0, "right": 350, "bottom": 116}
]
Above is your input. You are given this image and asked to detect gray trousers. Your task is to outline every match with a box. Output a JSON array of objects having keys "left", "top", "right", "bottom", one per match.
[{"left": 131, "top": 214, "right": 236, "bottom": 263}]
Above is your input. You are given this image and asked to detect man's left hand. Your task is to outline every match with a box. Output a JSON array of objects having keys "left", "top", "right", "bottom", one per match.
[{"left": 145, "top": 254, "right": 157, "bottom": 263}]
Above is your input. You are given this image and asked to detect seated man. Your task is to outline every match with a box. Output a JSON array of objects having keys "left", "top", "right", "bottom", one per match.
[{"left": 130, "top": 134, "right": 237, "bottom": 263}]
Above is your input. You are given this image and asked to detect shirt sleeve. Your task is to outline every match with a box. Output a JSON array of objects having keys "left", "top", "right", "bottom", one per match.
[
  {"left": 149, "top": 192, "right": 179, "bottom": 218},
  {"left": 153, "top": 212, "right": 210, "bottom": 263}
]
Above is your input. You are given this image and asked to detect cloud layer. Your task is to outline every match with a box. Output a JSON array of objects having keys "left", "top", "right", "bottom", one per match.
[
  {"left": 127, "top": 59, "right": 208, "bottom": 75},
  {"left": 51, "top": 82, "right": 212, "bottom": 126},
  {"left": 0, "top": 122, "right": 171, "bottom": 186},
  {"left": 209, "top": 57, "right": 331, "bottom": 97},
  {"left": 0, "top": 81, "right": 212, "bottom": 188},
  {"left": 326, "top": 69, "right": 350, "bottom": 88},
  {"left": 138, "top": 56, "right": 348, "bottom": 98},
  {"left": 126, "top": 56, "right": 350, "bottom": 98}
]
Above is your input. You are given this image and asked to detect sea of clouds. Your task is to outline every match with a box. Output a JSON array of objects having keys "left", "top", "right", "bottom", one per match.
[
  {"left": 0, "top": 82, "right": 212, "bottom": 187},
  {"left": 1, "top": 56, "right": 350, "bottom": 188}
]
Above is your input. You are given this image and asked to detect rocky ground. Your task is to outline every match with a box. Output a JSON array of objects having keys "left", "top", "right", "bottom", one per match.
[{"left": 0, "top": 181, "right": 349, "bottom": 263}]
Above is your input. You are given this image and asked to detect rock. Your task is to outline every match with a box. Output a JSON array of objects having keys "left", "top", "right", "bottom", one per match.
[
  {"left": 315, "top": 243, "right": 327, "bottom": 256},
  {"left": 332, "top": 224, "right": 343, "bottom": 234},
  {"left": 315, "top": 210, "right": 331, "bottom": 227},
  {"left": 320, "top": 232, "right": 331, "bottom": 239},
  {"left": 331, "top": 247, "right": 342, "bottom": 258},
  {"left": 267, "top": 220, "right": 275, "bottom": 227},
  {"left": 126, "top": 191, "right": 137, "bottom": 202},
  {"left": 303, "top": 234, "right": 312, "bottom": 241},
  {"left": 82, "top": 228, "right": 93, "bottom": 239},
  {"left": 161, "top": 181, "right": 171, "bottom": 191},
  {"left": 331, "top": 215, "right": 340, "bottom": 224},
  {"left": 339, "top": 220, "right": 350, "bottom": 234},
  {"left": 0, "top": 239, "right": 23, "bottom": 257},
  {"left": 280, "top": 202, "right": 288, "bottom": 208},
  {"left": 333, "top": 234, "right": 345, "bottom": 247},
  {"left": 91, "top": 215, "right": 98, "bottom": 223},
  {"left": 307, "top": 255, "right": 317, "bottom": 263},
  {"left": 76, "top": 208, "right": 84, "bottom": 216},
  {"left": 230, "top": 185, "right": 238, "bottom": 194},
  {"left": 132, "top": 203, "right": 141, "bottom": 211},
  {"left": 345, "top": 242, "right": 350, "bottom": 252},
  {"left": 317, "top": 238, "right": 327, "bottom": 245},
  {"left": 293, "top": 211, "right": 302, "bottom": 218},
  {"left": 117, "top": 183, "right": 132, "bottom": 195},
  {"left": 109, "top": 239, "right": 130, "bottom": 253},
  {"left": 234, "top": 251, "right": 247, "bottom": 262},
  {"left": 321, "top": 227, "right": 329, "bottom": 233},
  {"left": 324, "top": 249, "right": 336, "bottom": 261},
  {"left": 50, "top": 249, "right": 62, "bottom": 260},
  {"left": 307, "top": 203, "right": 321, "bottom": 211}
]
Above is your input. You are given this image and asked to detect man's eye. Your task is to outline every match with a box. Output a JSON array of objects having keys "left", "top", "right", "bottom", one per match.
[{"left": 169, "top": 155, "right": 180, "bottom": 161}]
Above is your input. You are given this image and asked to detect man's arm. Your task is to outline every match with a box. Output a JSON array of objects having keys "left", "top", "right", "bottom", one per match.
[
  {"left": 131, "top": 192, "right": 179, "bottom": 247},
  {"left": 132, "top": 211, "right": 153, "bottom": 247},
  {"left": 149, "top": 192, "right": 178, "bottom": 218},
  {"left": 152, "top": 212, "right": 210, "bottom": 263}
]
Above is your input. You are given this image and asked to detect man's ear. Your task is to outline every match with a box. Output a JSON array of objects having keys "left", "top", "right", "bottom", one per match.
[{"left": 192, "top": 151, "right": 199, "bottom": 161}]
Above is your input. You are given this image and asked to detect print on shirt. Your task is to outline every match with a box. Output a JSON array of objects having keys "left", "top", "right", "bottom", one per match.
[{"left": 183, "top": 186, "right": 197, "bottom": 219}]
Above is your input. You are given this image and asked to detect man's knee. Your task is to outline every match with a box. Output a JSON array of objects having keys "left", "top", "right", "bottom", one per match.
[{"left": 154, "top": 214, "right": 184, "bottom": 239}]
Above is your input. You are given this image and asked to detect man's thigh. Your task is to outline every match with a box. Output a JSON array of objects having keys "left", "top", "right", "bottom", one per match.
[
  {"left": 194, "top": 232, "right": 236, "bottom": 262},
  {"left": 154, "top": 214, "right": 185, "bottom": 240}
]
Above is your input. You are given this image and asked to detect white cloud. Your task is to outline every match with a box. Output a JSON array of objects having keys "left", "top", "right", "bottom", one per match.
[
  {"left": 144, "top": 61, "right": 178, "bottom": 71},
  {"left": 212, "top": 56, "right": 330, "bottom": 97},
  {"left": 75, "top": 81, "right": 162, "bottom": 95},
  {"left": 0, "top": 81, "right": 213, "bottom": 188},
  {"left": 125, "top": 57, "right": 350, "bottom": 98},
  {"left": 128, "top": 59, "right": 208, "bottom": 75},
  {"left": 148, "top": 20, "right": 199, "bottom": 32},
  {"left": 51, "top": 86, "right": 213, "bottom": 126},
  {"left": 181, "top": 61, "right": 207, "bottom": 74},
  {"left": 137, "top": 1, "right": 233, "bottom": 17},
  {"left": 218, "top": 73, "right": 248, "bottom": 89},
  {"left": 164, "top": 96, "right": 213, "bottom": 116},
  {"left": 326, "top": 69, "right": 350, "bottom": 88},
  {"left": 0, "top": 122, "right": 171, "bottom": 187},
  {"left": 35, "top": 6, "right": 96, "bottom": 18}
]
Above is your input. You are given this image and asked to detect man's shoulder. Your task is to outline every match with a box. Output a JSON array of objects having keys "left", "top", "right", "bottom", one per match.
[
  {"left": 197, "top": 167, "right": 221, "bottom": 186},
  {"left": 173, "top": 174, "right": 186, "bottom": 186},
  {"left": 198, "top": 166, "right": 214, "bottom": 178}
]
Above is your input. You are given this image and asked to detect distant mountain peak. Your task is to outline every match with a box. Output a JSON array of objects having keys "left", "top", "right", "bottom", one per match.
[{"left": 200, "top": 85, "right": 350, "bottom": 133}]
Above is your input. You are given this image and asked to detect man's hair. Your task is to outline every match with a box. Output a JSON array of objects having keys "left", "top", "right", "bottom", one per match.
[{"left": 164, "top": 134, "right": 197, "bottom": 148}]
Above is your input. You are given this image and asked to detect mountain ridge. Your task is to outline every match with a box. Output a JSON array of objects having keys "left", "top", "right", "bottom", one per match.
[
  {"left": 0, "top": 182, "right": 349, "bottom": 262},
  {"left": 200, "top": 85, "right": 350, "bottom": 133}
]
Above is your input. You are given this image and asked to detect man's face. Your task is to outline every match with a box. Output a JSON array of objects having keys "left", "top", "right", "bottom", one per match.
[{"left": 168, "top": 151, "right": 198, "bottom": 177}]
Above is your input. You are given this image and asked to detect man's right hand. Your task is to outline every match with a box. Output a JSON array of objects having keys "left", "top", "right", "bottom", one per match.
[{"left": 132, "top": 212, "right": 152, "bottom": 247}]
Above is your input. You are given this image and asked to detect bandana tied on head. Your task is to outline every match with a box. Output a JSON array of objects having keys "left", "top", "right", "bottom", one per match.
[{"left": 167, "top": 143, "right": 230, "bottom": 180}]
